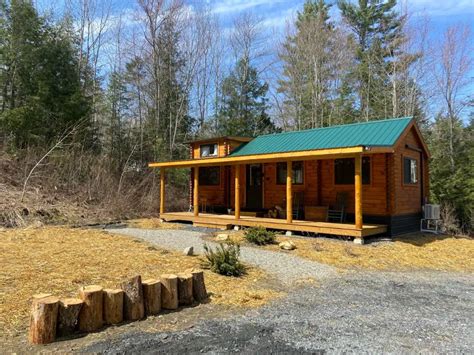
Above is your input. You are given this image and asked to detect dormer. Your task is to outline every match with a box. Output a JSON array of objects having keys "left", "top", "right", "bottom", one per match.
[{"left": 187, "top": 136, "right": 252, "bottom": 159}]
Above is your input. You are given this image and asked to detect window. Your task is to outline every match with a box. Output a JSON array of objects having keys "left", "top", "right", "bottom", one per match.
[
  {"left": 199, "top": 167, "right": 220, "bottom": 185},
  {"left": 200, "top": 143, "right": 218, "bottom": 157},
  {"left": 276, "top": 161, "right": 304, "bottom": 185},
  {"left": 334, "top": 157, "right": 371, "bottom": 185},
  {"left": 403, "top": 157, "right": 418, "bottom": 184}
]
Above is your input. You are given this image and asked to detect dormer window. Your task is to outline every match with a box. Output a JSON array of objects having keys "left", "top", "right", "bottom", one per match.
[{"left": 200, "top": 143, "right": 218, "bottom": 157}]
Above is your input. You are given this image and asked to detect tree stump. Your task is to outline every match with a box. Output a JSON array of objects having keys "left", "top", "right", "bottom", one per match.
[
  {"left": 160, "top": 274, "right": 178, "bottom": 310},
  {"left": 57, "top": 298, "right": 84, "bottom": 337},
  {"left": 142, "top": 279, "right": 161, "bottom": 316},
  {"left": 103, "top": 289, "right": 124, "bottom": 325},
  {"left": 186, "top": 269, "right": 207, "bottom": 301},
  {"left": 177, "top": 273, "right": 194, "bottom": 306},
  {"left": 28, "top": 295, "right": 59, "bottom": 344},
  {"left": 121, "top": 275, "right": 145, "bottom": 321},
  {"left": 78, "top": 285, "right": 103, "bottom": 332}
]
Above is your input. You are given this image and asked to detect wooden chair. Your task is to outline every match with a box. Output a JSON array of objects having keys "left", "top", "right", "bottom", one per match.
[
  {"left": 201, "top": 198, "right": 208, "bottom": 213},
  {"left": 327, "top": 192, "right": 348, "bottom": 223},
  {"left": 292, "top": 191, "right": 304, "bottom": 220}
]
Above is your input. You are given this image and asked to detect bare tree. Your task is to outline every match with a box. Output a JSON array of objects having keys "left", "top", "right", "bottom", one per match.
[{"left": 431, "top": 24, "right": 473, "bottom": 171}]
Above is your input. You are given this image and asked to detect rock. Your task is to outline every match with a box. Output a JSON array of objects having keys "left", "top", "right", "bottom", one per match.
[
  {"left": 183, "top": 246, "right": 194, "bottom": 256},
  {"left": 215, "top": 233, "right": 229, "bottom": 241},
  {"left": 279, "top": 241, "right": 296, "bottom": 250}
]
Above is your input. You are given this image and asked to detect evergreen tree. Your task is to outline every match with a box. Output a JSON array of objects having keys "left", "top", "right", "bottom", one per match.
[
  {"left": 428, "top": 115, "right": 473, "bottom": 231},
  {"left": 0, "top": 0, "right": 91, "bottom": 148},
  {"left": 218, "top": 56, "right": 274, "bottom": 137},
  {"left": 338, "top": 0, "right": 415, "bottom": 120},
  {"left": 278, "top": 0, "right": 356, "bottom": 129}
]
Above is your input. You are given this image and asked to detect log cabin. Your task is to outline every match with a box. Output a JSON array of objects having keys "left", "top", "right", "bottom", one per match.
[{"left": 149, "top": 117, "right": 430, "bottom": 242}]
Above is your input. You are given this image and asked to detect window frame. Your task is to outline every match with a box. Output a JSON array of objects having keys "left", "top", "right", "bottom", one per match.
[
  {"left": 403, "top": 156, "right": 418, "bottom": 185},
  {"left": 200, "top": 143, "right": 218, "bottom": 158},
  {"left": 334, "top": 157, "right": 371, "bottom": 186},
  {"left": 198, "top": 166, "right": 221, "bottom": 186},
  {"left": 276, "top": 161, "right": 304, "bottom": 185}
]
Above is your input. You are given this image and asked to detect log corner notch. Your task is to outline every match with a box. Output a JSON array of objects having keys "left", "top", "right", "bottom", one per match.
[{"left": 354, "top": 153, "right": 363, "bottom": 230}]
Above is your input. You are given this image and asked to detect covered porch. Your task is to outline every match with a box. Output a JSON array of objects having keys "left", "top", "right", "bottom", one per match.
[
  {"left": 151, "top": 146, "right": 390, "bottom": 240},
  {"left": 160, "top": 212, "right": 387, "bottom": 238}
]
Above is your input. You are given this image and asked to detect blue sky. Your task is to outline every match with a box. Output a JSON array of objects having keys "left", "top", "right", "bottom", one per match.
[
  {"left": 36, "top": 0, "right": 474, "bottom": 119},
  {"left": 194, "top": 0, "right": 474, "bottom": 32}
]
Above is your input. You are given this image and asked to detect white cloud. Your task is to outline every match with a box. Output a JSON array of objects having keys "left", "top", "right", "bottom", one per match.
[
  {"left": 210, "top": 0, "right": 288, "bottom": 15},
  {"left": 406, "top": 0, "right": 474, "bottom": 16}
]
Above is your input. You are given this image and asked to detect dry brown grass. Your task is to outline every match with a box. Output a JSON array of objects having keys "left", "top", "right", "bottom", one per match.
[
  {"left": 264, "top": 233, "right": 474, "bottom": 272},
  {"left": 0, "top": 226, "right": 280, "bottom": 337},
  {"left": 127, "top": 218, "right": 183, "bottom": 230}
]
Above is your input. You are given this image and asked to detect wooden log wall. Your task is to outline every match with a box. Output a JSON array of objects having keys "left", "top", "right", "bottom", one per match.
[{"left": 28, "top": 270, "right": 208, "bottom": 345}]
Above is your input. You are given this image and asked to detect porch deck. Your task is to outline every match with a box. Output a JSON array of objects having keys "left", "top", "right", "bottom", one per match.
[{"left": 160, "top": 212, "right": 387, "bottom": 238}]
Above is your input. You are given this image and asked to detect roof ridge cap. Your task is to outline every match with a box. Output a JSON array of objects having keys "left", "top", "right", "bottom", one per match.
[{"left": 256, "top": 116, "right": 413, "bottom": 138}]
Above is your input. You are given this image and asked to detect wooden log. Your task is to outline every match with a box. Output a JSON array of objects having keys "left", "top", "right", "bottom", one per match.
[
  {"left": 286, "top": 160, "right": 293, "bottom": 224},
  {"left": 192, "top": 269, "right": 208, "bottom": 302},
  {"left": 235, "top": 164, "right": 240, "bottom": 220},
  {"left": 355, "top": 154, "right": 363, "bottom": 229},
  {"left": 121, "top": 275, "right": 145, "bottom": 321},
  {"left": 103, "top": 289, "right": 124, "bottom": 325},
  {"left": 142, "top": 279, "right": 161, "bottom": 315},
  {"left": 177, "top": 273, "right": 194, "bottom": 306},
  {"left": 78, "top": 285, "right": 103, "bottom": 332},
  {"left": 57, "top": 298, "right": 84, "bottom": 337},
  {"left": 193, "top": 166, "right": 199, "bottom": 217},
  {"left": 28, "top": 295, "right": 59, "bottom": 344},
  {"left": 186, "top": 269, "right": 207, "bottom": 302},
  {"left": 160, "top": 274, "right": 178, "bottom": 310}
]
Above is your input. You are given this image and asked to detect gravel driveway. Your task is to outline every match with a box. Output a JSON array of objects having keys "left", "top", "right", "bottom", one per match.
[
  {"left": 85, "top": 271, "right": 473, "bottom": 353},
  {"left": 108, "top": 227, "right": 336, "bottom": 283},
  {"left": 92, "top": 227, "right": 474, "bottom": 353}
]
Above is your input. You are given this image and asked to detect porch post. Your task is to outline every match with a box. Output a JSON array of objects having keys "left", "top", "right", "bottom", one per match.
[
  {"left": 194, "top": 166, "right": 199, "bottom": 217},
  {"left": 286, "top": 161, "right": 293, "bottom": 223},
  {"left": 235, "top": 164, "right": 240, "bottom": 220},
  {"left": 355, "top": 154, "right": 363, "bottom": 229},
  {"left": 160, "top": 168, "right": 165, "bottom": 215}
]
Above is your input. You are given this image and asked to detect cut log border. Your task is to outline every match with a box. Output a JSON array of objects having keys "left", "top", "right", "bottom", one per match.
[{"left": 28, "top": 270, "right": 208, "bottom": 344}]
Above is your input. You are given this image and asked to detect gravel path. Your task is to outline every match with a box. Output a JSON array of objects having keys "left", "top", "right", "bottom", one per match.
[
  {"left": 107, "top": 227, "right": 336, "bottom": 283},
  {"left": 84, "top": 271, "right": 474, "bottom": 353}
]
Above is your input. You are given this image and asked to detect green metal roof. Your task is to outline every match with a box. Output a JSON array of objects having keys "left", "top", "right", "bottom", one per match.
[{"left": 230, "top": 117, "right": 413, "bottom": 157}]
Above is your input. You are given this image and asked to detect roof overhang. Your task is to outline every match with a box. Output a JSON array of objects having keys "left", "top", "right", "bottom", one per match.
[{"left": 149, "top": 146, "right": 393, "bottom": 169}]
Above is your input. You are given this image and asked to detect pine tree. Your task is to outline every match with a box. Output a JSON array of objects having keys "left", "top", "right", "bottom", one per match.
[
  {"left": 278, "top": 0, "right": 356, "bottom": 129},
  {"left": 428, "top": 115, "right": 473, "bottom": 231},
  {"left": 0, "top": 0, "right": 91, "bottom": 148},
  {"left": 338, "top": 0, "right": 413, "bottom": 120},
  {"left": 218, "top": 56, "right": 274, "bottom": 137}
]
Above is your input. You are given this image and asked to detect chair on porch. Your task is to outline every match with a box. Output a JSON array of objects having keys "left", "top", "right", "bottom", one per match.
[
  {"left": 327, "top": 192, "right": 348, "bottom": 223},
  {"left": 292, "top": 191, "right": 304, "bottom": 220}
]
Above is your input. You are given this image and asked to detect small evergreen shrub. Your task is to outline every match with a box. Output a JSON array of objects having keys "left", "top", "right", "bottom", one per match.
[
  {"left": 244, "top": 226, "right": 276, "bottom": 245},
  {"left": 202, "top": 242, "right": 246, "bottom": 276}
]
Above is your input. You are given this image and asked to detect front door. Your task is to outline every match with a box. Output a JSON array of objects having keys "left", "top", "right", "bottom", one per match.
[{"left": 246, "top": 164, "right": 263, "bottom": 210}]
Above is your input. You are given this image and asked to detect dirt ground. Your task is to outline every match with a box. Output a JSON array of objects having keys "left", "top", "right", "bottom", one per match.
[{"left": 0, "top": 226, "right": 280, "bottom": 344}]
